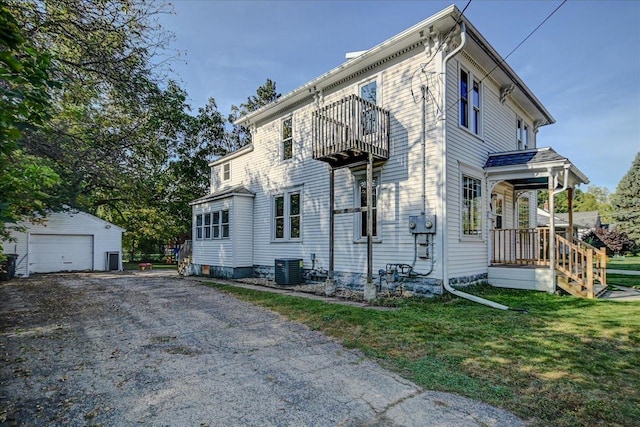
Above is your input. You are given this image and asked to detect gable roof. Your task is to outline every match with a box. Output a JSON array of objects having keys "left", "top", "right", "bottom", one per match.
[
  {"left": 555, "top": 211, "right": 601, "bottom": 229},
  {"left": 190, "top": 185, "right": 255, "bottom": 205},
  {"left": 235, "top": 4, "right": 553, "bottom": 128}
]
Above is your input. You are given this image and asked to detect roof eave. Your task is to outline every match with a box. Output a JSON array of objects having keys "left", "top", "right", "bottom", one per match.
[{"left": 235, "top": 4, "right": 460, "bottom": 127}]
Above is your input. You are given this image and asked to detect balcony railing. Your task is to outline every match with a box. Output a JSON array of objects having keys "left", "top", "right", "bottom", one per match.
[{"left": 312, "top": 94, "right": 389, "bottom": 167}]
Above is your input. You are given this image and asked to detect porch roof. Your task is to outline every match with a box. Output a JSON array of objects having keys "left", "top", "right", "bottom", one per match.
[
  {"left": 484, "top": 147, "right": 589, "bottom": 190},
  {"left": 189, "top": 185, "right": 255, "bottom": 206}
]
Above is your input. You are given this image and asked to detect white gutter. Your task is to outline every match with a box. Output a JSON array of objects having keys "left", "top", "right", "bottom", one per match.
[{"left": 440, "top": 21, "right": 510, "bottom": 311}]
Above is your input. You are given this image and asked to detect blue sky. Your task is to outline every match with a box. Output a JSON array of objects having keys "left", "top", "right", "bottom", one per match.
[{"left": 159, "top": 0, "right": 640, "bottom": 192}]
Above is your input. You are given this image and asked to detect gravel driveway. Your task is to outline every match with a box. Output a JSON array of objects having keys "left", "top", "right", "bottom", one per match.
[{"left": 0, "top": 271, "right": 522, "bottom": 426}]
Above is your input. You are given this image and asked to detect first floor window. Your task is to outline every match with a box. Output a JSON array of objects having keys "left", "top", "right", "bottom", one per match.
[
  {"left": 493, "top": 194, "right": 504, "bottom": 229},
  {"left": 356, "top": 175, "right": 379, "bottom": 239},
  {"left": 462, "top": 175, "right": 482, "bottom": 236},
  {"left": 196, "top": 210, "right": 230, "bottom": 240},
  {"left": 273, "top": 189, "right": 302, "bottom": 241},
  {"left": 221, "top": 210, "right": 230, "bottom": 238},
  {"left": 204, "top": 212, "right": 212, "bottom": 239},
  {"left": 196, "top": 214, "right": 203, "bottom": 240},
  {"left": 518, "top": 196, "right": 530, "bottom": 229}
]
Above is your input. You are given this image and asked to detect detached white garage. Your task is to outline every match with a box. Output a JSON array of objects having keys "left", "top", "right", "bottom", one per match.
[{"left": 4, "top": 210, "right": 125, "bottom": 277}]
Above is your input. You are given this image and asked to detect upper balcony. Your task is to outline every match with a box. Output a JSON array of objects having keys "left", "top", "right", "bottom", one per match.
[{"left": 312, "top": 94, "right": 390, "bottom": 168}]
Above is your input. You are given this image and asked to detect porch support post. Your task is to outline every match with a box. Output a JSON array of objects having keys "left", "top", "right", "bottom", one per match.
[
  {"left": 567, "top": 187, "right": 574, "bottom": 241},
  {"left": 549, "top": 170, "right": 557, "bottom": 293},
  {"left": 325, "top": 167, "right": 336, "bottom": 296},
  {"left": 364, "top": 152, "right": 376, "bottom": 301}
]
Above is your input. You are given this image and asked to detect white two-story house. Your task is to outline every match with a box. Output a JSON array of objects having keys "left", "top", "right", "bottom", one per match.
[{"left": 189, "top": 5, "right": 606, "bottom": 299}]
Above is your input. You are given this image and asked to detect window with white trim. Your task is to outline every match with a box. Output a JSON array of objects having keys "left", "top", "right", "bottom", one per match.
[
  {"left": 518, "top": 196, "right": 530, "bottom": 229},
  {"left": 462, "top": 175, "right": 482, "bottom": 236},
  {"left": 196, "top": 214, "right": 203, "bottom": 240},
  {"left": 460, "top": 68, "right": 481, "bottom": 135},
  {"left": 273, "top": 189, "right": 301, "bottom": 241},
  {"left": 493, "top": 194, "right": 504, "bottom": 230},
  {"left": 282, "top": 117, "right": 292, "bottom": 160},
  {"left": 354, "top": 173, "right": 380, "bottom": 241},
  {"left": 204, "top": 212, "right": 212, "bottom": 239},
  {"left": 360, "top": 80, "right": 378, "bottom": 135},
  {"left": 195, "top": 210, "right": 230, "bottom": 240},
  {"left": 223, "top": 163, "right": 230, "bottom": 181},
  {"left": 516, "top": 117, "right": 529, "bottom": 150}
]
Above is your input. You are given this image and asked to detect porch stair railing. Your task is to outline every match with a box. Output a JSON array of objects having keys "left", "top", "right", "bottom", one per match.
[
  {"left": 491, "top": 228, "right": 607, "bottom": 298},
  {"left": 554, "top": 234, "right": 607, "bottom": 299}
]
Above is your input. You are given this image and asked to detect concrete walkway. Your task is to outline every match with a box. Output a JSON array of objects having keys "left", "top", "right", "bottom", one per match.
[{"left": 607, "top": 269, "right": 640, "bottom": 276}]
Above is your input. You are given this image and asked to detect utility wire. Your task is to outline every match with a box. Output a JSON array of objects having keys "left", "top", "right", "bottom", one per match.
[
  {"left": 440, "top": 0, "right": 568, "bottom": 118},
  {"left": 411, "top": 0, "right": 473, "bottom": 103}
]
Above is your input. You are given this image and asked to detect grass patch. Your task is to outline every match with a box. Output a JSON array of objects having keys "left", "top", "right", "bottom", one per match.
[
  {"left": 209, "top": 283, "right": 640, "bottom": 427},
  {"left": 608, "top": 274, "right": 640, "bottom": 289},
  {"left": 608, "top": 256, "right": 640, "bottom": 271},
  {"left": 123, "top": 262, "right": 177, "bottom": 270}
]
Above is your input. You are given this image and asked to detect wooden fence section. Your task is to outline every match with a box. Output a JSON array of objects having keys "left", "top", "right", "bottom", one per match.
[
  {"left": 312, "top": 94, "right": 389, "bottom": 164},
  {"left": 491, "top": 227, "right": 550, "bottom": 265}
]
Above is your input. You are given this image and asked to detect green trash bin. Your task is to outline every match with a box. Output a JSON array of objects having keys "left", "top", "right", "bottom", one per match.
[{"left": 0, "top": 254, "right": 18, "bottom": 281}]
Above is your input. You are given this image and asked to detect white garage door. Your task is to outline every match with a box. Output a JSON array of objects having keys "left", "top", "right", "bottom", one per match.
[{"left": 30, "top": 234, "right": 94, "bottom": 273}]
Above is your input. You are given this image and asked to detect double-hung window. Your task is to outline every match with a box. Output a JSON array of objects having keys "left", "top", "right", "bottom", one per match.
[
  {"left": 462, "top": 175, "right": 482, "bottom": 237},
  {"left": 516, "top": 117, "right": 529, "bottom": 150},
  {"left": 204, "top": 213, "right": 212, "bottom": 239},
  {"left": 196, "top": 214, "right": 203, "bottom": 240},
  {"left": 282, "top": 117, "right": 292, "bottom": 160},
  {"left": 460, "top": 68, "right": 481, "bottom": 135},
  {"left": 222, "top": 163, "right": 230, "bottom": 181},
  {"left": 273, "top": 189, "right": 302, "bottom": 241}
]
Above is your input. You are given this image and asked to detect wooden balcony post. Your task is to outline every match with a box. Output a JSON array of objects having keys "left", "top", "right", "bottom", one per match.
[{"left": 586, "top": 248, "right": 594, "bottom": 298}]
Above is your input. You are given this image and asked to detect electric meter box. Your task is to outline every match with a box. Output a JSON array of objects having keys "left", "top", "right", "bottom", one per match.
[{"left": 408, "top": 214, "right": 436, "bottom": 234}]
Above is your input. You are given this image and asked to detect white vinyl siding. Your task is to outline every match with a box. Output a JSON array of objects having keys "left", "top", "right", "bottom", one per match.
[{"left": 5, "top": 211, "right": 124, "bottom": 277}]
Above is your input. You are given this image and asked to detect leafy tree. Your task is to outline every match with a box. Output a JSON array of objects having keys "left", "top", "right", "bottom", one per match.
[
  {"left": 0, "top": 2, "right": 60, "bottom": 259},
  {"left": 537, "top": 186, "right": 612, "bottom": 221},
  {"left": 227, "top": 78, "right": 281, "bottom": 150},
  {"left": 611, "top": 153, "right": 640, "bottom": 244}
]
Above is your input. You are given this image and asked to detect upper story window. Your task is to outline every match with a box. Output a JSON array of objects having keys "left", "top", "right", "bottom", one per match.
[
  {"left": 360, "top": 80, "right": 378, "bottom": 135},
  {"left": 517, "top": 118, "right": 529, "bottom": 150},
  {"left": 462, "top": 174, "right": 482, "bottom": 237},
  {"left": 273, "top": 188, "right": 301, "bottom": 241},
  {"left": 282, "top": 117, "right": 292, "bottom": 160},
  {"left": 460, "top": 68, "right": 481, "bottom": 136},
  {"left": 222, "top": 163, "right": 230, "bottom": 181}
]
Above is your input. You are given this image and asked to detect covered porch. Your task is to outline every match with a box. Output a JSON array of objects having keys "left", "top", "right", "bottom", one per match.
[{"left": 484, "top": 147, "right": 607, "bottom": 298}]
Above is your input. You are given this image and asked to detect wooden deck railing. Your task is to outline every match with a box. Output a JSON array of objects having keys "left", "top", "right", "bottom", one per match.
[
  {"left": 491, "top": 228, "right": 606, "bottom": 298},
  {"left": 491, "top": 227, "right": 550, "bottom": 265},
  {"left": 312, "top": 94, "right": 389, "bottom": 164}
]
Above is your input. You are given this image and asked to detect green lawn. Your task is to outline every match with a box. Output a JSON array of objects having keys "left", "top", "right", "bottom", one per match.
[
  {"left": 209, "top": 283, "right": 640, "bottom": 427},
  {"left": 608, "top": 273, "right": 640, "bottom": 289},
  {"left": 607, "top": 255, "right": 640, "bottom": 271}
]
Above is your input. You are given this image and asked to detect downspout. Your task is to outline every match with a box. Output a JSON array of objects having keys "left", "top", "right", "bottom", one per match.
[
  {"left": 440, "top": 21, "right": 510, "bottom": 311},
  {"left": 548, "top": 164, "right": 571, "bottom": 293}
]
